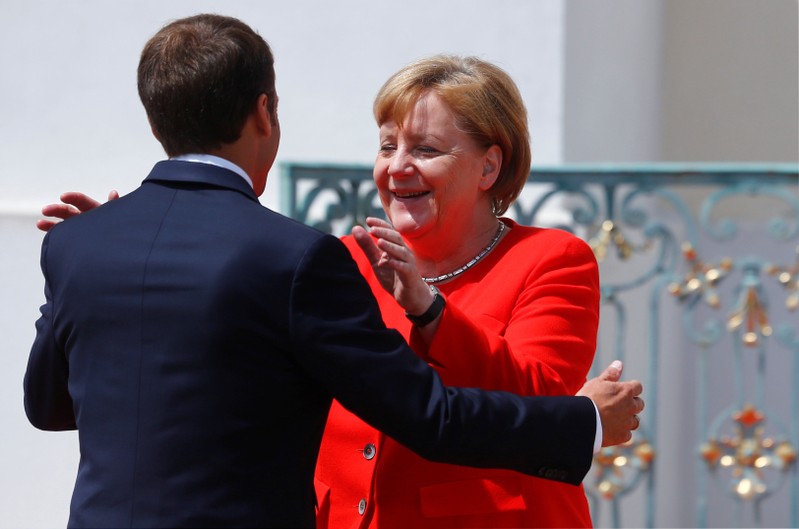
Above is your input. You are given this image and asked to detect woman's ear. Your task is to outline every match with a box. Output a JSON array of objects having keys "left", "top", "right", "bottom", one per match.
[{"left": 478, "top": 144, "right": 503, "bottom": 191}]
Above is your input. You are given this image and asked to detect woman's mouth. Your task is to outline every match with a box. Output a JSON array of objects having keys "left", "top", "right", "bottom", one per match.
[{"left": 392, "top": 190, "right": 429, "bottom": 199}]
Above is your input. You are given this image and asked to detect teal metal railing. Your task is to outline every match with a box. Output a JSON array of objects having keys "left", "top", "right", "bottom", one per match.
[{"left": 281, "top": 163, "right": 799, "bottom": 528}]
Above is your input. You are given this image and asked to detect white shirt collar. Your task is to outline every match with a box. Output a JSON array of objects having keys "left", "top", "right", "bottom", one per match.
[{"left": 170, "top": 154, "right": 253, "bottom": 189}]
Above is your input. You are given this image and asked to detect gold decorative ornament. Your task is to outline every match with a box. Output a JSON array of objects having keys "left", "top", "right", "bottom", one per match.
[
  {"left": 700, "top": 404, "right": 796, "bottom": 501},
  {"left": 591, "top": 433, "right": 655, "bottom": 500},
  {"left": 727, "top": 285, "right": 772, "bottom": 347},
  {"left": 589, "top": 220, "right": 650, "bottom": 262},
  {"left": 667, "top": 242, "right": 731, "bottom": 308},
  {"left": 765, "top": 245, "right": 799, "bottom": 311}
]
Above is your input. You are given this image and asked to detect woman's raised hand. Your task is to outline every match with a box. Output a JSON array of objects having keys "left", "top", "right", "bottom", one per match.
[
  {"left": 351, "top": 217, "right": 435, "bottom": 317},
  {"left": 37, "top": 191, "right": 119, "bottom": 232}
]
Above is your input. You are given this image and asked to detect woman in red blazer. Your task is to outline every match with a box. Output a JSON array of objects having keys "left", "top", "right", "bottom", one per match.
[{"left": 314, "top": 55, "right": 600, "bottom": 528}]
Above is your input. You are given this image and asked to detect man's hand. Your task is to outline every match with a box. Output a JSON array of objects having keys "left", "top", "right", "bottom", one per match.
[
  {"left": 36, "top": 191, "right": 118, "bottom": 232},
  {"left": 577, "top": 360, "right": 644, "bottom": 446}
]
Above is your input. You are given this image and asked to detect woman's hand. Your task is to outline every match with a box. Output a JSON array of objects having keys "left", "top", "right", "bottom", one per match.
[
  {"left": 352, "top": 217, "right": 435, "bottom": 317},
  {"left": 37, "top": 190, "right": 119, "bottom": 232}
]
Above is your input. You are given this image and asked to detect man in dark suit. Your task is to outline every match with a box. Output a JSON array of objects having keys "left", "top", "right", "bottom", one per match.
[{"left": 24, "top": 13, "right": 643, "bottom": 528}]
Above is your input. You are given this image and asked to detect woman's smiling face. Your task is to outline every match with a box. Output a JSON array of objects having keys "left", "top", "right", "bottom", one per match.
[{"left": 373, "top": 91, "right": 494, "bottom": 242}]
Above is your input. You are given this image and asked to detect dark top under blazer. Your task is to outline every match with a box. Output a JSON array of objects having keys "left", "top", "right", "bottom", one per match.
[{"left": 24, "top": 160, "right": 595, "bottom": 528}]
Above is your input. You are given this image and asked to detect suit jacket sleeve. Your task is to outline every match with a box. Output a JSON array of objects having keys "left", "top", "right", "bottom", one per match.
[
  {"left": 24, "top": 232, "right": 77, "bottom": 431},
  {"left": 288, "top": 234, "right": 595, "bottom": 484}
]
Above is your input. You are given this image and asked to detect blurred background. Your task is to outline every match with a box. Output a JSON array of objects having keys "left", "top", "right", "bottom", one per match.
[{"left": 1, "top": 0, "right": 797, "bottom": 527}]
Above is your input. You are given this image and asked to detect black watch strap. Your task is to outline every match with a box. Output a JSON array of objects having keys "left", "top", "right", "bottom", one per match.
[{"left": 405, "top": 286, "right": 446, "bottom": 327}]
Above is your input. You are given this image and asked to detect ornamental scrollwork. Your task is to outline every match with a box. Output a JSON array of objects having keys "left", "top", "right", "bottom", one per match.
[
  {"left": 589, "top": 428, "right": 656, "bottom": 500},
  {"left": 700, "top": 404, "right": 796, "bottom": 501}
]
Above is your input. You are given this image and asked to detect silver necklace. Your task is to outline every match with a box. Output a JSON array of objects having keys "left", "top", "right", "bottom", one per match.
[{"left": 422, "top": 221, "right": 506, "bottom": 284}]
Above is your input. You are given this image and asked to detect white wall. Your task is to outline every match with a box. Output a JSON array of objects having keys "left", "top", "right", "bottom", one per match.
[
  {"left": 1, "top": 0, "right": 568, "bottom": 214},
  {"left": 562, "top": 0, "right": 799, "bottom": 165},
  {"left": 563, "top": 0, "right": 665, "bottom": 161},
  {"left": 0, "top": 212, "right": 77, "bottom": 528},
  {"left": 662, "top": 0, "right": 799, "bottom": 163}
]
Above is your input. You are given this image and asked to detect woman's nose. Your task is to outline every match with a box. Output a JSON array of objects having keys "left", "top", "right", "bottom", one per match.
[{"left": 387, "top": 150, "right": 414, "bottom": 177}]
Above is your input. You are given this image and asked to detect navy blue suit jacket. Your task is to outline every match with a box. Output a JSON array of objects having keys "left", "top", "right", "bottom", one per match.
[{"left": 24, "top": 160, "right": 595, "bottom": 528}]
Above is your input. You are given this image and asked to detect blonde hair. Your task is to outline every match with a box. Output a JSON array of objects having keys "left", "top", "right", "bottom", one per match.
[{"left": 374, "top": 55, "right": 531, "bottom": 215}]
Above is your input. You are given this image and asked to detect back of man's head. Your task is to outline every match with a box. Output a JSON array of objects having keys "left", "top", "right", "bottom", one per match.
[{"left": 137, "top": 14, "right": 276, "bottom": 157}]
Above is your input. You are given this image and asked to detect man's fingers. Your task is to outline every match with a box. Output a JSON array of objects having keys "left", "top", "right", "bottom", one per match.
[
  {"left": 598, "top": 360, "right": 623, "bottom": 382},
  {"left": 603, "top": 428, "right": 633, "bottom": 447}
]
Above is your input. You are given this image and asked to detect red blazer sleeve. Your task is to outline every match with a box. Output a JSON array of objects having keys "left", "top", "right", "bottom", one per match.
[{"left": 411, "top": 230, "right": 600, "bottom": 397}]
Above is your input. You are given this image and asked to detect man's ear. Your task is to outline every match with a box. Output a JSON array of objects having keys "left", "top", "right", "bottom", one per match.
[
  {"left": 254, "top": 93, "right": 273, "bottom": 137},
  {"left": 148, "top": 116, "right": 162, "bottom": 143},
  {"left": 478, "top": 144, "right": 503, "bottom": 191}
]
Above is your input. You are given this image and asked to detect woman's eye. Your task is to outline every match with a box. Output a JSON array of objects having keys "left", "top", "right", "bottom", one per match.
[
  {"left": 417, "top": 146, "right": 438, "bottom": 155},
  {"left": 379, "top": 144, "right": 396, "bottom": 153}
]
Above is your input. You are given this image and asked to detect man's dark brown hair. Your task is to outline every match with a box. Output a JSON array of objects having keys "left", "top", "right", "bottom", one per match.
[{"left": 137, "top": 14, "right": 276, "bottom": 157}]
